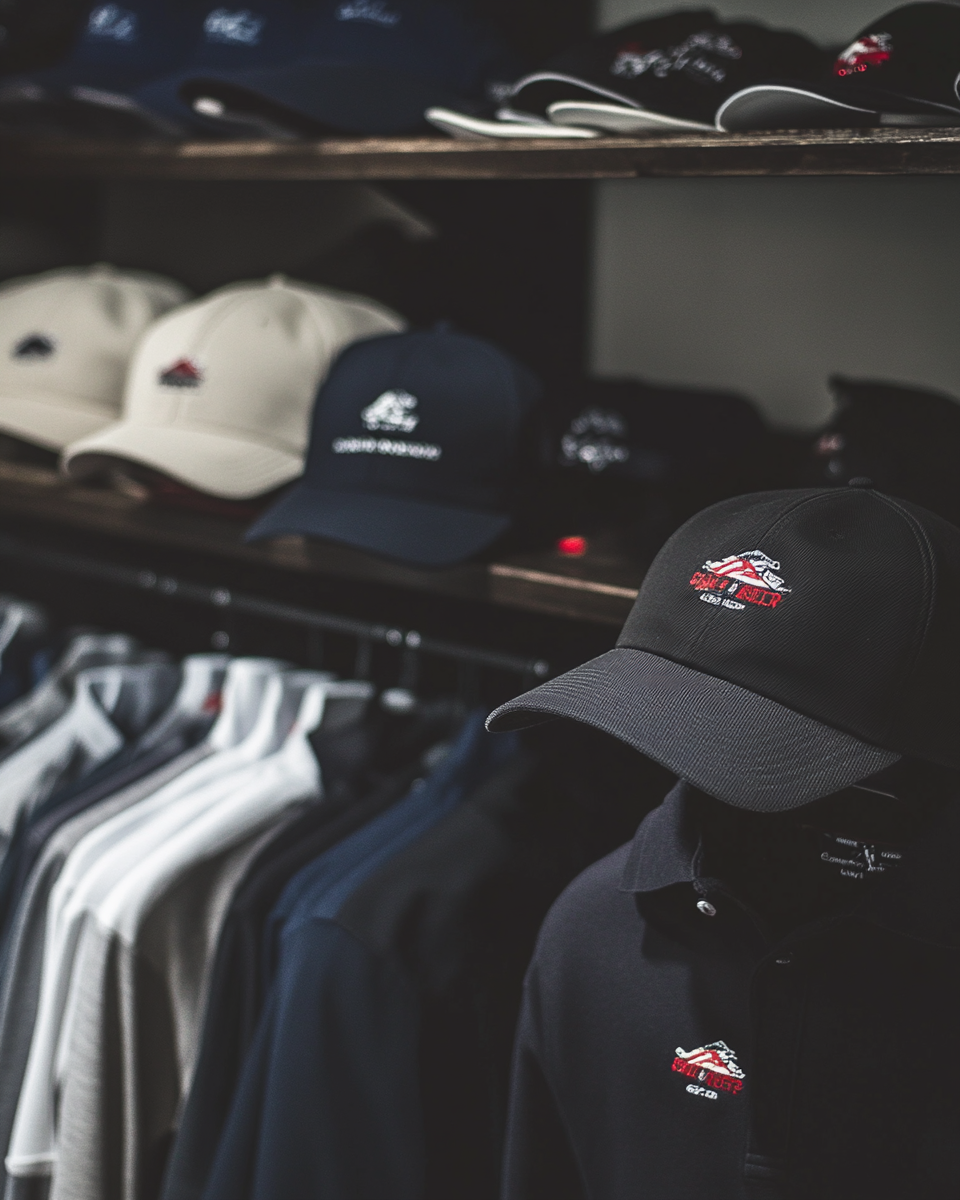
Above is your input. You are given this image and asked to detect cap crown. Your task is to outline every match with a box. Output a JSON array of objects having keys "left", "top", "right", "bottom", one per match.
[
  {"left": 620, "top": 487, "right": 960, "bottom": 770},
  {"left": 64, "top": 0, "right": 201, "bottom": 87},
  {"left": 122, "top": 278, "right": 404, "bottom": 456},
  {"left": 831, "top": 2, "right": 960, "bottom": 107},
  {"left": 289, "top": 0, "right": 515, "bottom": 93},
  {"left": 305, "top": 327, "right": 540, "bottom": 513},
  {"left": 0, "top": 265, "right": 187, "bottom": 430}
]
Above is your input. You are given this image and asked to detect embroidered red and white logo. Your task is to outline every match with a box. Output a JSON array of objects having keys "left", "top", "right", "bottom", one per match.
[
  {"left": 159, "top": 358, "right": 203, "bottom": 388},
  {"left": 672, "top": 1040, "right": 745, "bottom": 1100},
  {"left": 689, "top": 549, "right": 791, "bottom": 611},
  {"left": 834, "top": 32, "right": 892, "bottom": 77}
]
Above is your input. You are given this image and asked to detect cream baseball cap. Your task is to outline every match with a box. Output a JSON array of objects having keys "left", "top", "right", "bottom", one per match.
[
  {"left": 0, "top": 265, "right": 188, "bottom": 450},
  {"left": 63, "top": 276, "right": 406, "bottom": 499}
]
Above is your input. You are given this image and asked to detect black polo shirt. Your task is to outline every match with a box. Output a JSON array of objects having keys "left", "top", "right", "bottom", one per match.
[{"left": 502, "top": 781, "right": 960, "bottom": 1200}]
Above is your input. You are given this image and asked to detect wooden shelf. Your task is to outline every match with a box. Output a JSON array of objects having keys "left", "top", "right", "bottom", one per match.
[
  {"left": 4, "top": 126, "right": 960, "bottom": 181},
  {"left": 0, "top": 468, "right": 640, "bottom": 627}
]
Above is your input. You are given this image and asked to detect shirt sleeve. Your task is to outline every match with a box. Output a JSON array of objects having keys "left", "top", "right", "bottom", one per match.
[
  {"left": 204, "top": 919, "right": 423, "bottom": 1200},
  {"left": 501, "top": 966, "right": 586, "bottom": 1200}
]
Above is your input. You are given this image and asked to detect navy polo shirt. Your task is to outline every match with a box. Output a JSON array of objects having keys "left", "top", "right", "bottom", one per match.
[{"left": 503, "top": 780, "right": 960, "bottom": 1199}]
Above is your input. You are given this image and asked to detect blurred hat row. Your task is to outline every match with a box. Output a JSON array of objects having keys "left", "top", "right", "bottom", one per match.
[
  {"left": 1, "top": 2, "right": 959, "bottom": 139},
  {"left": 2, "top": 264, "right": 959, "bottom": 569}
]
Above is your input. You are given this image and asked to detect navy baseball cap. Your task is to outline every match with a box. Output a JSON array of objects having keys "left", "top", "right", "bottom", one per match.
[
  {"left": 246, "top": 326, "right": 541, "bottom": 567},
  {"left": 145, "top": 0, "right": 520, "bottom": 137},
  {"left": 0, "top": 1, "right": 203, "bottom": 135},
  {"left": 133, "top": 0, "right": 313, "bottom": 134},
  {"left": 718, "top": 3, "right": 960, "bottom": 130}
]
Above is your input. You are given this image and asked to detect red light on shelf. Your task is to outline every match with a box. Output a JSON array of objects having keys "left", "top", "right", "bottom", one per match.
[{"left": 557, "top": 536, "right": 588, "bottom": 558}]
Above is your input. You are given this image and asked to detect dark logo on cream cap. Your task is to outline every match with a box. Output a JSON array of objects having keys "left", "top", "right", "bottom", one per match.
[{"left": 13, "top": 334, "right": 56, "bottom": 360}]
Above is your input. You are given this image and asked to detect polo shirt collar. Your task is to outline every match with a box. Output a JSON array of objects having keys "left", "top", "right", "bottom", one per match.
[{"left": 619, "top": 779, "right": 960, "bottom": 950}]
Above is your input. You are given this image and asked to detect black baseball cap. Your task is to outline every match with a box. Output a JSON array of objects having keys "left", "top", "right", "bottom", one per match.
[
  {"left": 144, "top": 0, "right": 518, "bottom": 137},
  {"left": 503, "top": 9, "right": 824, "bottom": 135},
  {"left": 810, "top": 376, "right": 960, "bottom": 528},
  {"left": 488, "top": 485, "right": 960, "bottom": 811},
  {"left": 553, "top": 380, "right": 766, "bottom": 483},
  {"left": 246, "top": 326, "right": 541, "bottom": 567},
  {"left": 718, "top": 3, "right": 960, "bottom": 131}
]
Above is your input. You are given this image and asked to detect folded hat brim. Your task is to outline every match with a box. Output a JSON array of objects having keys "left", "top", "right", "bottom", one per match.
[
  {"left": 487, "top": 647, "right": 900, "bottom": 811},
  {"left": 63, "top": 422, "right": 302, "bottom": 500},
  {"left": 0, "top": 392, "right": 118, "bottom": 451},
  {"left": 166, "top": 61, "right": 469, "bottom": 135},
  {"left": 716, "top": 82, "right": 960, "bottom": 132},
  {"left": 547, "top": 99, "right": 715, "bottom": 133},
  {"left": 246, "top": 483, "right": 510, "bottom": 567},
  {"left": 425, "top": 106, "right": 599, "bottom": 139}
]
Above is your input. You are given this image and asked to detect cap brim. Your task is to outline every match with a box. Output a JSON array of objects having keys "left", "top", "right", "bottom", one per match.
[
  {"left": 246, "top": 482, "right": 510, "bottom": 567},
  {"left": 63, "top": 422, "right": 302, "bottom": 500},
  {"left": 176, "top": 61, "right": 468, "bottom": 135},
  {"left": 0, "top": 392, "right": 118, "bottom": 451},
  {"left": 425, "top": 106, "right": 598, "bottom": 139},
  {"left": 487, "top": 647, "right": 900, "bottom": 811},
  {"left": 547, "top": 100, "right": 714, "bottom": 134},
  {"left": 717, "top": 82, "right": 960, "bottom": 132}
]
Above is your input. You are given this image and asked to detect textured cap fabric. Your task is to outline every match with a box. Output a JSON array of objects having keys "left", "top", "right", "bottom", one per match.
[
  {"left": 246, "top": 326, "right": 541, "bottom": 565},
  {"left": 0, "top": 266, "right": 188, "bottom": 451},
  {"left": 489, "top": 487, "right": 960, "bottom": 810},
  {"left": 717, "top": 2, "right": 960, "bottom": 131},
  {"left": 62, "top": 277, "right": 405, "bottom": 499}
]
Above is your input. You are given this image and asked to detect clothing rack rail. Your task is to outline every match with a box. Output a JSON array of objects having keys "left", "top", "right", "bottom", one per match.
[{"left": 0, "top": 533, "right": 551, "bottom": 682}]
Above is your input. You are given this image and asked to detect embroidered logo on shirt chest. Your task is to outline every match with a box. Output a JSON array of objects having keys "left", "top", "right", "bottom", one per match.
[{"left": 672, "top": 1040, "right": 745, "bottom": 1100}]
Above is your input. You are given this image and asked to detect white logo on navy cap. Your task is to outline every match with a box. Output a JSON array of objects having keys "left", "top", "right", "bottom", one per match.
[
  {"left": 204, "top": 8, "right": 265, "bottom": 45},
  {"left": 362, "top": 390, "right": 420, "bottom": 433},
  {"left": 336, "top": 1, "right": 401, "bottom": 28},
  {"left": 86, "top": 4, "right": 139, "bottom": 42}
]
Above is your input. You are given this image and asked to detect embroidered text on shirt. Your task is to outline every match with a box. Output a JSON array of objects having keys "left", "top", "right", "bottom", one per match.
[{"left": 817, "top": 831, "right": 903, "bottom": 881}]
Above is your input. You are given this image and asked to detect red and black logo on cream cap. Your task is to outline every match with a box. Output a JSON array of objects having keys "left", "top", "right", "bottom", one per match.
[{"left": 159, "top": 358, "right": 203, "bottom": 388}]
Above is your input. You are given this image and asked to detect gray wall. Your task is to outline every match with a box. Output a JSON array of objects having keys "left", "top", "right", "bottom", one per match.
[{"left": 591, "top": 1, "right": 960, "bottom": 430}]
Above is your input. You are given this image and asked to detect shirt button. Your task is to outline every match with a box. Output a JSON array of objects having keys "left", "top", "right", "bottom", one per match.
[{"left": 696, "top": 900, "right": 717, "bottom": 917}]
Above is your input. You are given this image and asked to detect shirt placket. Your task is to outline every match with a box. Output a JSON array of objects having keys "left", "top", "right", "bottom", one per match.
[{"left": 744, "top": 943, "right": 808, "bottom": 1191}]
